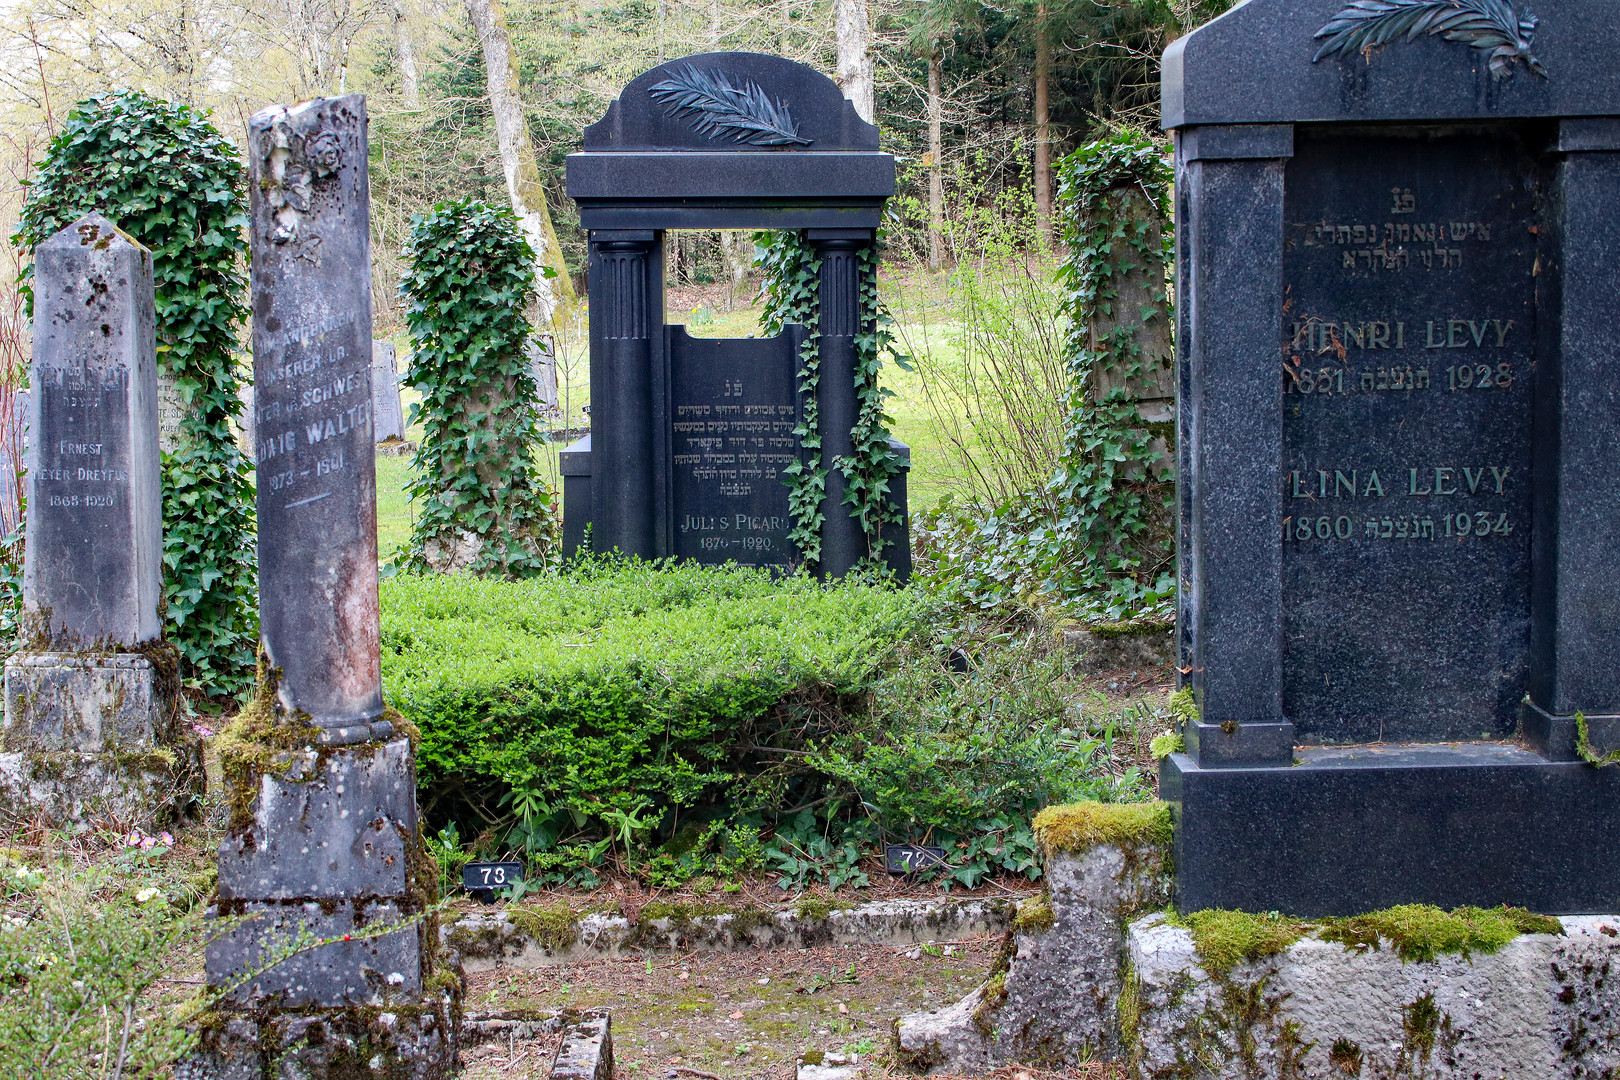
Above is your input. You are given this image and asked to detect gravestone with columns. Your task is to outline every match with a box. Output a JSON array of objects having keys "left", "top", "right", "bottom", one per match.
[
  {"left": 187, "top": 95, "right": 458, "bottom": 1079},
  {"left": 0, "top": 213, "right": 191, "bottom": 828},
  {"left": 1164, "top": 0, "right": 1620, "bottom": 916},
  {"left": 561, "top": 53, "right": 910, "bottom": 578}
]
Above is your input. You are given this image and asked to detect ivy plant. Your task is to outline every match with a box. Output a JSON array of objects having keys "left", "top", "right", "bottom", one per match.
[
  {"left": 1045, "top": 129, "right": 1176, "bottom": 609},
  {"left": 397, "top": 198, "right": 557, "bottom": 576},
  {"left": 15, "top": 92, "right": 257, "bottom": 699},
  {"left": 753, "top": 231, "right": 904, "bottom": 570}
]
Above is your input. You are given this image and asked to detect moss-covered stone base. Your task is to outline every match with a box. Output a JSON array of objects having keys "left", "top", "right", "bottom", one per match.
[{"left": 176, "top": 990, "right": 461, "bottom": 1080}]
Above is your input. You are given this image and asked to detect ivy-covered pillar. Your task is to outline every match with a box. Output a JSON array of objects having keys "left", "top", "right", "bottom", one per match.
[
  {"left": 589, "top": 229, "right": 660, "bottom": 559},
  {"left": 808, "top": 228, "right": 870, "bottom": 578}
]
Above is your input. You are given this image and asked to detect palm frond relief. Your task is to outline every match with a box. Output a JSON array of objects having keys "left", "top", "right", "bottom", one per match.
[
  {"left": 648, "top": 65, "right": 813, "bottom": 148},
  {"left": 1312, "top": 0, "right": 1549, "bottom": 79}
]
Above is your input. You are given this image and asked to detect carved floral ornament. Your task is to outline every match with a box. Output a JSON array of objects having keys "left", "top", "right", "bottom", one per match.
[
  {"left": 260, "top": 119, "right": 346, "bottom": 244},
  {"left": 647, "top": 65, "right": 813, "bottom": 147},
  {"left": 1312, "top": 0, "right": 1549, "bottom": 80}
]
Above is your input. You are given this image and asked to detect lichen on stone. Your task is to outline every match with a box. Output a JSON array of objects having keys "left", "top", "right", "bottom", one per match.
[{"left": 1032, "top": 800, "right": 1172, "bottom": 857}]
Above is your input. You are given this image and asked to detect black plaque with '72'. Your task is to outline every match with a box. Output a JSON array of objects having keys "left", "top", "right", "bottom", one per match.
[
  {"left": 668, "top": 324, "right": 806, "bottom": 568},
  {"left": 1280, "top": 127, "right": 1537, "bottom": 744}
]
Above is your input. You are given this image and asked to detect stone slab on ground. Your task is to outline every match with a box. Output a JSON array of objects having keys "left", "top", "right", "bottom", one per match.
[
  {"left": 1060, "top": 623, "right": 1175, "bottom": 675},
  {"left": 447, "top": 896, "right": 1014, "bottom": 970},
  {"left": 550, "top": 1010, "right": 612, "bottom": 1080},
  {"left": 895, "top": 839, "right": 1169, "bottom": 1072}
]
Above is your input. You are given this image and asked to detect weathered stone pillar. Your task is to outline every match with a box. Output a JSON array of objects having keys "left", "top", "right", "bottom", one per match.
[
  {"left": 808, "top": 229, "right": 870, "bottom": 578},
  {"left": 588, "top": 230, "right": 658, "bottom": 558},
  {"left": 0, "top": 213, "right": 189, "bottom": 829},
  {"left": 190, "top": 95, "right": 459, "bottom": 1080}
]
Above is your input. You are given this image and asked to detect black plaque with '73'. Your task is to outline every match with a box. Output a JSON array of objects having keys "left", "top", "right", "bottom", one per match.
[{"left": 1280, "top": 127, "right": 1537, "bottom": 744}]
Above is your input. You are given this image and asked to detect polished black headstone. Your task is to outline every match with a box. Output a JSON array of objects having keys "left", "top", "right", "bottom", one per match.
[
  {"left": 564, "top": 53, "right": 908, "bottom": 578},
  {"left": 1165, "top": 0, "right": 1620, "bottom": 913},
  {"left": 669, "top": 325, "right": 804, "bottom": 567},
  {"left": 1281, "top": 128, "right": 1540, "bottom": 744}
]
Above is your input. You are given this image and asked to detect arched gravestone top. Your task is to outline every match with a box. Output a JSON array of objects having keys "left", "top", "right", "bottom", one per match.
[
  {"left": 568, "top": 52, "right": 893, "bottom": 230},
  {"left": 1163, "top": 0, "right": 1619, "bottom": 129},
  {"left": 585, "top": 52, "right": 877, "bottom": 151}
]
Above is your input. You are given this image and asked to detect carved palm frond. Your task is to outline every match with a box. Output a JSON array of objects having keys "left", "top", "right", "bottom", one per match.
[
  {"left": 1312, "top": 0, "right": 1548, "bottom": 79},
  {"left": 648, "top": 66, "right": 813, "bottom": 148}
]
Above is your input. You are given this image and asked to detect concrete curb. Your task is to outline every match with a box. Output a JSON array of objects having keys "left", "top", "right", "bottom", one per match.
[{"left": 446, "top": 896, "right": 1016, "bottom": 970}]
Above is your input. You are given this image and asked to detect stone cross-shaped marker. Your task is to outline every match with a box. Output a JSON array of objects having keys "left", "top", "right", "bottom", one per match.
[
  {"left": 0, "top": 213, "right": 186, "bottom": 828},
  {"left": 192, "top": 95, "right": 459, "bottom": 1080}
]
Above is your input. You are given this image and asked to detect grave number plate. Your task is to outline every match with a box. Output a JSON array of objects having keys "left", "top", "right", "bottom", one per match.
[
  {"left": 885, "top": 844, "right": 946, "bottom": 875},
  {"left": 461, "top": 861, "right": 525, "bottom": 895}
]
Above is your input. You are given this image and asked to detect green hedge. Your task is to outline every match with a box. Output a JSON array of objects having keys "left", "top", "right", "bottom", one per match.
[{"left": 381, "top": 561, "right": 922, "bottom": 821}]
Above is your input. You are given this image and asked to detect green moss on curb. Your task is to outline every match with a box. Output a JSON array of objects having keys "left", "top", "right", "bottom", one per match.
[
  {"left": 1033, "top": 800, "right": 1172, "bottom": 856},
  {"left": 1170, "top": 903, "right": 1564, "bottom": 976},
  {"left": 1169, "top": 909, "right": 1311, "bottom": 978},
  {"left": 1319, "top": 904, "right": 1562, "bottom": 962},
  {"left": 507, "top": 903, "right": 580, "bottom": 953}
]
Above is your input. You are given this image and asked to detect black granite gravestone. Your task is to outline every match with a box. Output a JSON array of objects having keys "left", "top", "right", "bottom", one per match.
[
  {"left": 1164, "top": 0, "right": 1620, "bottom": 916},
  {"left": 563, "top": 53, "right": 909, "bottom": 578}
]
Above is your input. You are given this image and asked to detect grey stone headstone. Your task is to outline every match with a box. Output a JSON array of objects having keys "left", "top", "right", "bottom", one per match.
[
  {"left": 370, "top": 340, "right": 406, "bottom": 442},
  {"left": 22, "top": 213, "right": 162, "bottom": 648},
  {"left": 201, "top": 95, "right": 455, "bottom": 1079},
  {"left": 527, "top": 333, "right": 559, "bottom": 413},
  {"left": 245, "top": 94, "right": 383, "bottom": 735}
]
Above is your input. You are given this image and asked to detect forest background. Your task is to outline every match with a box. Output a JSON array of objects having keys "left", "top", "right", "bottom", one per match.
[{"left": 0, "top": 0, "right": 1230, "bottom": 337}]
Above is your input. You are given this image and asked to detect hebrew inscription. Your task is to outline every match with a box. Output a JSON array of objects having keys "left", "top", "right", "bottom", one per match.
[
  {"left": 1280, "top": 129, "right": 1536, "bottom": 742},
  {"left": 668, "top": 328, "right": 801, "bottom": 567}
]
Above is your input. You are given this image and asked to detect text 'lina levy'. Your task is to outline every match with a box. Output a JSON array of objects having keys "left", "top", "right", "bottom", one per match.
[{"left": 1289, "top": 467, "right": 1511, "bottom": 499}]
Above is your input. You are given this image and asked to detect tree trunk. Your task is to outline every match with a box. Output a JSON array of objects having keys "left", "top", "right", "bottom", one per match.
[
  {"left": 394, "top": 1, "right": 421, "bottom": 109},
  {"left": 1033, "top": 0, "right": 1052, "bottom": 243},
  {"left": 465, "top": 0, "right": 577, "bottom": 323},
  {"left": 835, "top": 0, "right": 876, "bottom": 124},
  {"left": 927, "top": 47, "right": 944, "bottom": 272}
]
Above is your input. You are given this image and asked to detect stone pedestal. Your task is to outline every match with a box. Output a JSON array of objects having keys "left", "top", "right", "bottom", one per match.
[
  {"left": 194, "top": 736, "right": 458, "bottom": 1079},
  {"left": 0, "top": 652, "right": 188, "bottom": 827}
]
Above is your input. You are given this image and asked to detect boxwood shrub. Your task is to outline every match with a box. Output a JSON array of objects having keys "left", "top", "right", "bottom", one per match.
[{"left": 380, "top": 560, "right": 923, "bottom": 827}]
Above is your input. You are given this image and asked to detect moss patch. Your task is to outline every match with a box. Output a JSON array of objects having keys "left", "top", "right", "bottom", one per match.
[
  {"left": 794, "top": 898, "right": 853, "bottom": 922},
  {"left": 1011, "top": 895, "right": 1055, "bottom": 935},
  {"left": 1171, "top": 909, "right": 1311, "bottom": 978},
  {"left": 1033, "top": 800, "right": 1172, "bottom": 856},
  {"left": 507, "top": 902, "right": 580, "bottom": 953},
  {"left": 1319, "top": 904, "right": 1563, "bottom": 962},
  {"left": 1170, "top": 903, "right": 1564, "bottom": 977}
]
